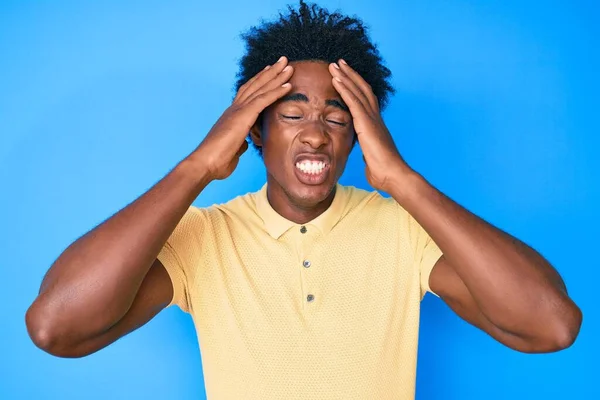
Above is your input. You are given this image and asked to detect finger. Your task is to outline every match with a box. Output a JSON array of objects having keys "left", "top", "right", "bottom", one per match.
[
  {"left": 329, "top": 63, "right": 374, "bottom": 114},
  {"left": 245, "top": 65, "right": 293, "bottom": 104},
  {"left": 235, "top": 65, "right": 271, "bottom": 103},
  {"left": 247, "top": 82, "right": 293, "bottom": 116},
  {"left": 338, "top": 59, "right": 379, "bottom": 112},
  {"left": 331, "top": 76, "right": 370, "bottom": 123},
  {"left": 236, "top": 56, "right": 289, "bottom": 103},
  {"left": 235, "top": 56, "right": 287, "bottom": 102}
]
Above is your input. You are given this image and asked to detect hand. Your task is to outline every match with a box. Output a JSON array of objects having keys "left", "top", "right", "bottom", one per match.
[
  {"left": 192, "top": 57, "right": 294, "bottom": 180},
  {"left": 329, "top": 60, "right": 411, "bottom": 192}
]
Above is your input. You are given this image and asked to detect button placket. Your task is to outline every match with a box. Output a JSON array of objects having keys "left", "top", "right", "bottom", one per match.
[
  {"left": 302, "top": 257, "right": 313, "bottom": 304},
  {"left": 298, "top": 225, "right": 317, "bottom": 307}
]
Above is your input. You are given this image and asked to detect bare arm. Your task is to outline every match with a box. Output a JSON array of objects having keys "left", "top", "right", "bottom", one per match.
[
  {"left": 25, "top": 57, "right": 295, "bottom": 357},
  {"left": 393, "top": 172, "right": 582, "bottom": 353},
  {"left": 25, "top": 159, "right": 211, "bottom": 357},
  {"left": 36, "top": 258, "right": 173, "bottom": 358}
]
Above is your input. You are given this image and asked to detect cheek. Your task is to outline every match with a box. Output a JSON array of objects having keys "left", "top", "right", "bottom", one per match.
[
  {"left": 334, "top": 128, "right": 355, "bottom": 150},
  {"left": 263, "top": 116, "right": 301, "bottom": 146},
  {"left": 261, "top": 111, "right": 285, "bottom": 142},
  {"left": 332, "top": 132, "right": 355, "bottom": 168},
  {"left": 261, "top": 122, "right": 296, "bottom": 170},
  {"left": 262, "top": 125, "right": 293, "bottom": 152}
]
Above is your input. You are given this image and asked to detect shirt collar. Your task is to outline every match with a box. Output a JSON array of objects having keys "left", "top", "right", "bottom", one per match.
[{"left": 255, "top": 183, "right": 347, "bottom": 239}]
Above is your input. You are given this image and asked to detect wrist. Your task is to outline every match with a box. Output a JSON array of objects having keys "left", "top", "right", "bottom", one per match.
[
  {"left": 387, "top": 165, "right": 426, "bottom": 206},
  {"left": 175, "top": 152, "right": 214, "bottom": 191}
]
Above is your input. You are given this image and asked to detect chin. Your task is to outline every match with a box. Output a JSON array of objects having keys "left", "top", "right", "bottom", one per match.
[
  {"left": 267, "top": 163, "right": 339, "bottom": 208},
  {"left": 287, "top": 179, "right": 337, "bottom": 207}
]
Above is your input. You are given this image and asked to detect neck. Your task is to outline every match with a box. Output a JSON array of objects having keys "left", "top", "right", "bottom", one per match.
[{"left": 266, "top": 179, "right": 336, "bottom": 225}]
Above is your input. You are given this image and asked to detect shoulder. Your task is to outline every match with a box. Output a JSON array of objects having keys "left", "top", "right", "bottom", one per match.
[
  {"left": 211, "top": 189, "right": 260, "bottom": 215},
  {"left": 191, "top": 188, "right": 263, "bottom": 229},
  {"left": 337, "top": 184, "right": 402, "bottom": 216},
  {"left": 336, "top": 185, "right": 418, "bottom": 239}
]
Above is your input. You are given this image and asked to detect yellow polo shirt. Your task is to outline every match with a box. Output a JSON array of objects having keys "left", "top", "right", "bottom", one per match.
[{"left": 157, "top": 183, "right": 442, "bottom": 399}]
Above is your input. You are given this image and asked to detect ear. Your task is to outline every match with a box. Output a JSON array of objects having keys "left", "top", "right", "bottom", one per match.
[{"left": 250, "top": 122, "right": 263, "bottom": 149}]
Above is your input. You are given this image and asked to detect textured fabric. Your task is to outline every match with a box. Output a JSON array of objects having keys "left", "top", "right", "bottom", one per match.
[{"left": 157, "top": 183, "right": 443, "bottom": 399}]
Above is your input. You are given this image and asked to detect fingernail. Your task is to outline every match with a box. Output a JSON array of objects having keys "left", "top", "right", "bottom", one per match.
[
  {"left": 282, "top": 83, "right": 291, "bottom": 87},
  {"left": 332, "top": 63, "right": 340, "bottom": 69},
  {"left": 334, "top": 77, "right": 342, "bottom": 82},
  {"left": 283, "top": 65, "right": 291, "bottom": 72},
  {"left": 340, "top": 59, "right": 347, "bottom": 65},
  {"left": 278, "top": 56, "right": 285, "bottom": 63},
  {"left": 264, "top": 65, "right": 271, "bottom": 70}
]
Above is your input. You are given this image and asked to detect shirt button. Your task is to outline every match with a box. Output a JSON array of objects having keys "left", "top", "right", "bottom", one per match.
[
  {"left": 307, "top": 294, "right": 315, "bottom": 302},
  {"left": 300, "top": 226, "right": 307, "bottom": 234},
  {"left": 303, "top": 260, "right": 311, "bottom": 268}
]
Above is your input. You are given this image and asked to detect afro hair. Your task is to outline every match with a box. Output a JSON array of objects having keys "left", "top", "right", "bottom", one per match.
[{"left": 235, "top": 0, "right": 395, "bottom": 155}]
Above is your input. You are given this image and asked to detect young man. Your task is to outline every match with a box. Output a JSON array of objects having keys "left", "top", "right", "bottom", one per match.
[{"left": 26, "top": 1, "right": 582, "bottom": 399}]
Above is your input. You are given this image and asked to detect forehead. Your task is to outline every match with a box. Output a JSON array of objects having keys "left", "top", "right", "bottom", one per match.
[{"left": 287, "top": 61, "right": 338, "bottom": 100}]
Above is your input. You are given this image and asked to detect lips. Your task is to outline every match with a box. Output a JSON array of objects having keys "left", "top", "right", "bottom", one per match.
[{"left": 293, "top": 153, "right": 331, "bottom": 185}]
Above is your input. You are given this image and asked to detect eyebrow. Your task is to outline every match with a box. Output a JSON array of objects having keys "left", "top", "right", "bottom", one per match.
[{"left": 278, "top": 92, "right": 350, "bottom": 113}]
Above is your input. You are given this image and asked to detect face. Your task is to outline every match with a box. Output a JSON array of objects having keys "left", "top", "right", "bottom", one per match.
[{"left": 251, "top": 61, "right": 355, "bottom": 211}]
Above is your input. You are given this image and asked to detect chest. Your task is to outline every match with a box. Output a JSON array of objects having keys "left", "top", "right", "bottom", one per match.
[{"left": 191, "top": 220, "right": 420, "bottom": 333}]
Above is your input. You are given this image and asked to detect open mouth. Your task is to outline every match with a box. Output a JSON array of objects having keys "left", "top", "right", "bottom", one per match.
[{"left": 294, "top": 157, "right": 331, "bottom": 185}]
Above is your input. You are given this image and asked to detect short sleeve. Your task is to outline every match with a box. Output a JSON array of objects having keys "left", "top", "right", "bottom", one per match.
[
  {"left": 157, "top": 206, "right": 206, "bottom": 313},
  {"left": 406, "top": 212, "right": 443, "bottom": 299}
]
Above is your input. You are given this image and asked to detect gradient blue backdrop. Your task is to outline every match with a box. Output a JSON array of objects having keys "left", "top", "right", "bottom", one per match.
[{"left": 1, "top": 0, "right": 597, "bottom": 398}]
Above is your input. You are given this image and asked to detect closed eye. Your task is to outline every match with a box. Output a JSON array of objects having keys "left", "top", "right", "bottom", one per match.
[
  {"left": 327, "top": 120, "right": 347, "bottom": 126},
  {"left": 282, "top": 115, "right": 302, "bottom": 120}
]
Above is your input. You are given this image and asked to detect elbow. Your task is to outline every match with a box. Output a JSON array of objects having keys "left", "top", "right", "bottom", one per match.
[
  {"left": 531, "top": 302, "right": 583, "bottom": 353},
  {"left": 25, "top": 303, "right": 89, "bottom": 358},
  {"left": 549, "top": 303, "right": 583, "bottom": 351},
  {"left": 25, "top": 304, "right": 64, "bottom": 356}
]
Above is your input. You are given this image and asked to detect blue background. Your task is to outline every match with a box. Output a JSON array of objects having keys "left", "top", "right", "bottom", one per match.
[{"left": 1, "top": 0, "right": 597, "bottom": 398}]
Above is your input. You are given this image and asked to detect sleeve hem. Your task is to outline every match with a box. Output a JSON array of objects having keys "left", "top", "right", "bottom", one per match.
[
  {"left": 420, "top": 247, "right": 444, "bottom": 300},
  {"left": 157, "top": 243, "right": 190, "bottom": 312}
]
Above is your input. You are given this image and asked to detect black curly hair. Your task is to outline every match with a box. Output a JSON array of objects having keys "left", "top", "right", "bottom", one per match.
[{"left": 236, "top": 0, "right": 395, "bottom": 155}]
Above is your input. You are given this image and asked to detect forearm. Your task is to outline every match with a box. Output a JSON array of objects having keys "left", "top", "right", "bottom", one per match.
[
  {"left": 27, "top": 154, "right": 212, "bottom": 342},
  {"left": 388, "top": 168, "right": 581, "bottom": 338}
]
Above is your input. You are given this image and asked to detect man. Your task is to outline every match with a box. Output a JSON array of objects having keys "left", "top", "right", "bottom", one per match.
[{"left": 26, "top": 1, "right": 582, "bottom": 399}]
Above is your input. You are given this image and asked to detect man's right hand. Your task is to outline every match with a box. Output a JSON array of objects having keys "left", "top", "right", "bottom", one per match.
[{"left": 192, "top": 56, "right": 294, "bottom": 180}]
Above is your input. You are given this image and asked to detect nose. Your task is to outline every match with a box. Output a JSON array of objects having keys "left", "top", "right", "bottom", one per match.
[{"left": 298, "top": 121, "right": 330, "bottom": 149}]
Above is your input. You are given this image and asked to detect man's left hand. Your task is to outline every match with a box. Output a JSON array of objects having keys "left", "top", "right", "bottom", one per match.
[{"left": 329, "top": 59, "right": 411, "bottom": 192}]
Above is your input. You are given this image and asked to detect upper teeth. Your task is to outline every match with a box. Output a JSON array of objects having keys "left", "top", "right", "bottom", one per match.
[{"left": 296, "top": 161, "right": 326, "bottom": 174}]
